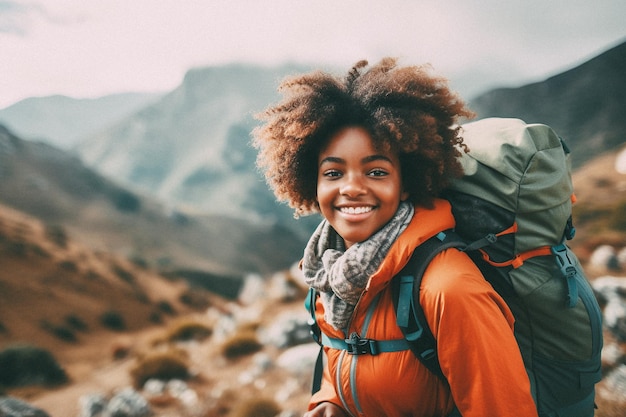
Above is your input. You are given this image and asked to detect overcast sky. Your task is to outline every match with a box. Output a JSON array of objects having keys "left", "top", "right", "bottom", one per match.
[{"left": 1, "top": 0, "right": 625, "bottom": 109}]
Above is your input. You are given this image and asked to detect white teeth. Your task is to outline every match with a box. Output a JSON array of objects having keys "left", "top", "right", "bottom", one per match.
[{"left": 340, "top": 206, "right": 373, "bottom": 214}]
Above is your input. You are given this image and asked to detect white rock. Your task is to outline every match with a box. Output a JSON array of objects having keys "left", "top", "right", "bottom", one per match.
[
  {"left": 601, "top": 364, "right": 626, "bottom": 401},
  {"left": 142, "top": 379, "right": 165, "bottom": 396},
  {"left": 260, "top": 310, "right": 311, "bottom": 348},
  {"left": 601, "top": 342, "right": 625, "bottom": 368},
  {"left": 615, "top": 146, "right": 626, "bottom": 174},
  {"left": 592, "top": 276, "right": 626, "bottom": 328},
  {"left": 276, "top": 343, "right": 320, "bottom": 375},
  {"left": 617, "top": 247, "right": 626, "bottom": 268},
  {"left": 589, "top": 245, "right": 618, "bottom": 269}
]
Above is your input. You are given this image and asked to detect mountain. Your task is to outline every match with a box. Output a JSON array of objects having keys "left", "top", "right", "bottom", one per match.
[
  {"left": 469, "top": 40, "right": 626, "bottom": 169},
  {"left": 0, "top": 93, "right": 161, "bottom": 149},
  {"left": 75, "top": 64, "right": 317, "bottom": 229},
  {"left": 74, "top": 46, "right": 626, "bottom": 229},
  {"left": 0, "top": 201, "right": 199, "bottom": 353},
  {"left": 5, "top": 43, "right": 625, "bottom": 246},
  {"left": 0, "top": 124, "right": 305, "bottom": 275}
]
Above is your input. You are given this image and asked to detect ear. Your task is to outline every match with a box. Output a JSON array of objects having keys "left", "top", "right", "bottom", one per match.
[{"left": 400, "top": 190, "right": 410, "bottom": 202}]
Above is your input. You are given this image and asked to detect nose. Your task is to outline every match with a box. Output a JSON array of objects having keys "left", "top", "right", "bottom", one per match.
[{"left": 340, "top": 173, "right": 366, "bottom": 197}]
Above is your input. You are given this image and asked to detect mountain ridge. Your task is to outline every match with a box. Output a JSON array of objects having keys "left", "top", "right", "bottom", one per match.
[
  {"left": 74, "top": 42, "right": 626, "bottom": 227},
  {"left": 75, "top": 63, "right": 316, "bottom": 228},
  {"left": 469, "top": 40, "right": 626, "bottom": 168},
  {"left": 0, "top": 124, "right": 305, "bottom": 276},
  {"left": 1, "top": 44, "right": 624, "bottom": 246},
  {"left": 0, "top": 93, "right": 161, "bottom": 149}
]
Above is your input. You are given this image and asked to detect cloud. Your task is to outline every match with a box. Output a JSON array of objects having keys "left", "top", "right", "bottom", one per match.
[
  {"left": 0, "top": 0, "right": 624, "bottom": 108},
  {"left": 0, "top": 0, "right": 87, "bottom": 36},
  {"left": 0, "top": 1, "right": 34, "bottom": 35}
]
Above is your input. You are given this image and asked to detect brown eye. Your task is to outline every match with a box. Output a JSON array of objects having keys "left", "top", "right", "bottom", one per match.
[
  {"left": 323, "top": 170, "right": 342, "bottom": 178},
  {"left": 368, "top": 169, "right": 388, "bottom": 177}
]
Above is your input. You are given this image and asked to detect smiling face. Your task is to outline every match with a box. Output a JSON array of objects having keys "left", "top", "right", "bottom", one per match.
[{"left": 316, "top": 126, "right": 408, "bottom": 248}]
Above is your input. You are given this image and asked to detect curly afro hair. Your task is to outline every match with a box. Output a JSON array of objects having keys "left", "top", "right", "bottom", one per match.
[{"left": 252, "top": 58, "right": 473, "bottom": 217}]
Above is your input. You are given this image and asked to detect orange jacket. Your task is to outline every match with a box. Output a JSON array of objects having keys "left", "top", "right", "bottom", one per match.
[{"left": 309, "top": 199, "right": 538, "bottom": 417}]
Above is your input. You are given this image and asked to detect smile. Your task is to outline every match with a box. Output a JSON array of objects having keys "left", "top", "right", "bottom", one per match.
[{"left": 339, "top": 206, "right": 373, "bottom": 215}]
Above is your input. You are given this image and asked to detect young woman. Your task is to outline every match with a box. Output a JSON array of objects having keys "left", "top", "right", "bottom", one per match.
[{"left": 253, "top": 58, "right": 538, "bottom": 417}]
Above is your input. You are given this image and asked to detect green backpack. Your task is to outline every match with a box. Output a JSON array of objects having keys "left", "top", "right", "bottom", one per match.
[{"left": 307, "top": 118, "right": 603, "bottom": 417}]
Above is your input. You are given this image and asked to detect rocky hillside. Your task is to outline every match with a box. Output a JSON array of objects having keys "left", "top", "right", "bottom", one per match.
[
  {"left": 469, "top": 40, "right": 626, "bottom": 169},
  {"left": 0, "top": 201, "right": 203, "bottom": 354},
  {"left": 74, "top": 64, "right": 316, "bottom": 230},
  {"left": 1, "top": 45, "right": 623, "bottom": 241},
  {"left": 73, "top": 43, "right": 626, "bottom": 230},
  {"left": 0, "top": 197, "right": 315, "bottom": 417},
  {"left": 569, "top": 144, "right": 626, "bottom": 267},
  {"left": 0, "top": 124, "right": 305, "bottom": 276}
]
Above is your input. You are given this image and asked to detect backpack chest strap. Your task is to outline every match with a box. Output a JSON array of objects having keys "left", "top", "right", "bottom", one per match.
[
  {"left": 322, "top": 332, "right": 411, "bottom": 355},
  {"left": 320, "top": 291, "right": 412, "bottom": 355}
]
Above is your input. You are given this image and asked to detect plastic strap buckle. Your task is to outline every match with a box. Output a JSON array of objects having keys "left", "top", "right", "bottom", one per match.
[
  {"left": 308, "top": 317, "right": 321, "bottom": 345},
  {"left": 345, "top": 332, "right": 377, "bottom": 355},
  {"left": 551, "top": 243, "right": 579, "bottom": 308}
]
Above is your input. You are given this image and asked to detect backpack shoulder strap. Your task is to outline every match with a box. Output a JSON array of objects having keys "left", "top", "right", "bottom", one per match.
[
  {"left": 304, "top": 287, "right": 325, "bottom": 394},
  {"left": 305, "top": 229, "right": 466, "bottom": 395},
  {"left": 392, "top": 230, "right": 466, "bottom": 382}
]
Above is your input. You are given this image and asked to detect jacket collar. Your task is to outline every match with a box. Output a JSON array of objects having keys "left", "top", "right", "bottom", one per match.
[{"left": 364, "top": 198, "right": 456, "bottom": 296}]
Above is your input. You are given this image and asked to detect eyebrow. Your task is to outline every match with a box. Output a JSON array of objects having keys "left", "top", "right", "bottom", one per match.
[{"left": 319, "top": 154, "right": 393, "bottom": 167}]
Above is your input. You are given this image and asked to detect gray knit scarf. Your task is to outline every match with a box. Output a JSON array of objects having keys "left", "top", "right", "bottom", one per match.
[{"left": 302, "top": 202, "right": 414, "bottom": 331}]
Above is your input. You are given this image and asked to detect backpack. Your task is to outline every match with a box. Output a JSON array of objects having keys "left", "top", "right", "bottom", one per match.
[{"left": 306, "top": 118, "right": 603, "bottom": 417}]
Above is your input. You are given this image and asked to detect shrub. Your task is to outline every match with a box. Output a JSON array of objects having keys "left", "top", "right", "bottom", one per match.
[
  {"left": 156, "top": 300, "right": 176, "bottom": 315},
  {"left": 113, "top": 190, "right": 141, "bottom": 212},
  {"left": 40, "top": 320, "right": 77, "bottom": 343},
  {"left": 130, "top": 348, "right": 190, "bottom": 388},
  {"left": 85, "top": 270, "right": 103, "bottom": 280},
  {"left": 30, "top": 243, "right": 50, "bottom": 258},
  {"left": 0, "top": 344, "right": 68, "bottom": 387},
  {"left": 165, "top": 320, "right": 212, "bottom": 342},
  {"left": 608, "top": 199, "right": 626, "bottom": 231},
  {"left": 58, "top": 260, "right": 78, "bottom": 272},
  {"left": 113, "top": 264, "right": 135, "bottom": 283},
  {"left": 45, "top": 224, "right": 68, "bottom": 248},
  {"left": 6, "top": 241, "right": 26, "bottom": 256},
  {"left": 148, "top": 311, "right": 163, "bottom": 324},
  {"left": 65, "top": 314, "right": 89, "bottom": 332},
  {"left": 134, "top": 290, "right": 150, "bottom": 304},
  {"left": 178, "top": 289, "right": 211, "bottom": 310},
  {"left": 220, "top": 330, "right": 262, "bottom": 359},
  {"left": 50, "top": 325, "right": 77, "bottom": 342},
  {"left": 112, "top": 342, "right": 132, "bottom": 360},
  {"left": 230, "top": 397, "right": 281, "bottom": 417},
  {"left": 100, "top": 310, "right": 126, "bottom": 331},
  {"left": 129, "top": 254, "right": 149, "bottom": 269}
]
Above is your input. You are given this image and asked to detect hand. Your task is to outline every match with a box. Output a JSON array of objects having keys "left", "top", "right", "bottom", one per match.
[{"left": 303, "top": 402, "right": 348, "bottom": 417}]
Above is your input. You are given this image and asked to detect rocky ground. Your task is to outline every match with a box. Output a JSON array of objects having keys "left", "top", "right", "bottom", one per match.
[
  {"left": 3, "top": 258, "right": 626, "bottom": 417},
  {"left": 2, "top": 268, "right": 318, "bottom": 417}
]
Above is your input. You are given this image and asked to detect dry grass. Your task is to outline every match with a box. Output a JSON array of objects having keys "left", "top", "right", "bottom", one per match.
[
  {"left": 220, "top": 329, "right": 263, "bottom": 360},
  {"left": 0, "top": 344, "right": 68, "bottom": 388},
  {"left": 164, "top": 319, "right": 212, "bottom": 343},
  {"left": 129, "top": 347, "right": 190, "bottom": 389},
  {"left": 229, "top": 397, "right": 281, "bottom": 417}
]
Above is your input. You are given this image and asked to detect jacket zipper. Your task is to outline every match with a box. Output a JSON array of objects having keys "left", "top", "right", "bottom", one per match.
[
  {"left": 334, "top": 292, "right": 381, "bottom": 417},
  {"left": 335, "top": 350, "right": 356, "bottom": 417}
]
